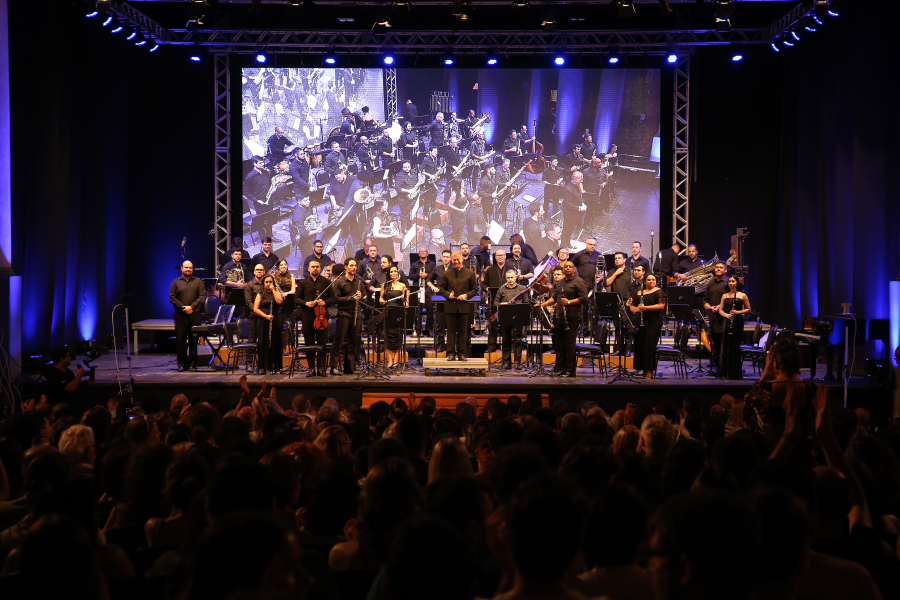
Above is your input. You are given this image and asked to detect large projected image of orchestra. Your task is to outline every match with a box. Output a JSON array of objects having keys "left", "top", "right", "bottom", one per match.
[{"left": 239, "top": 67, "right": 660, "bottom": 281}]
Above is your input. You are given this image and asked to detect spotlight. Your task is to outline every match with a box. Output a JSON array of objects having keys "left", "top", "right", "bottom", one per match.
[
  {"left": 782, "top": 39, "right": 794, "bottom": 47},
  {"left": 86, "top": 11, "right": 99, "bottom": 18},
  {"left": 813, "top": 15, "right": 823, "bottom": 25},
  {"left": 553, "top": 55, "right": 566, "bottom": 66},
  {"left": 608, "top": 56, "right": 620, "bottom": 65},
  {"left": 190, "top": 55, "right": 202, "bottom": 62},
  {"left": 828, "top": 9, "right": 839, "bottom": 17},
  {"left": 149, "top": 42, "right": 160, "bottom": 52},
  {"left": 732, "top": 54, "right": 743, "bottom": 62},
  {"left": 255, "top": 52, "right": 267, "bottom": 64},
  {"left": 790, "top": 30, "right": 800, "bottom": 40},
  {"left": 324, "top": 49, "right": 337, "bottom": 65},
  {"left": 607, "top": 48, "right": 621, "bottom": 65},
  {"left": 770, "top": 42, "right": 780, "bottom": 52},
  {"left": 126, "top": 27, "right": 138, "bottom": 41},
  {"left": 382, "top": 50, "right": 395, "bottom": 65},
  {"left": 666, "top": 53, "right": 678, "bottom": 63},
  {"left": 102, "top": 14, "right": 113, "bottom": 26},
  {"left": 617, "top": 1, "right": 636, "bottom": 18},
  {"left": 443, "top": 51, "right": 455, "bottom": 66},
  {"left": 485, "top": 50, "right": 499, "bottom": 66},
  {"left": 111, "top": 23, "right": 123, "bottom": 33},
  {"left": 804, "top": 25, "right": 817, "bottom": 32},
  {"left": 134, "top": 31, "right": 148, "bottom": 46}
]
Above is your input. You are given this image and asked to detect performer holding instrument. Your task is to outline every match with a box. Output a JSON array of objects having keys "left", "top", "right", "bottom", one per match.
[
  {"left": 379, "top": 264, "right": 410, "bottom": 369},
  {"left": 627, "top": 273, "right": 666, "bottom": 379},
  {"left": 540, "top": 261, "right": 588, "bottom": 378},
  {"left": 298, "top": 258, "right": 335, "bottom": 377},
  {"left": 330, "top": 258, "right": 365, "bottom": 375},
  {"left": 716, "top": 275, "right": 751, "bottom": 380},
  {"left": 253, "top": 274, "right": 284, "bottom": 376},
  {"left": 494, "top": 269, "right": 527, "bottom": 370}
]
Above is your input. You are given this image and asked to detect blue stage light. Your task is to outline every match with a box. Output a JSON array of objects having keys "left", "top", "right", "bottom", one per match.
[
  {"left": 608, "top": 56, "right": 620, "bottom": 64},
  {"left": 553, "top": 56, "right": 565, "bottom": 66},
  {"left": 135, "top": 39, "right": 147, "bottom": 46},
  {"left": 102, "top": 15, "right": 112, "bottom": 26},
  {"left": 813, "top": 15, "right": 823, "bottom": 25},
  {"left": 771, "top": 42, "right": 780, "bottom": 52},
  {"left": 443, "top": 57, "right": 455, "bottom": 66},
  {"left": 126, "top": 29, "right": 137, "bottom": 41},
  {"left": 667, "top": 54, "right": 678, "bottom": 63},
  {"left": 111, "top": 25, "right": 123, "bottom": 33},
  {"left": 86, "top": 11, "right": 98, "bottom": 17},
  {"left": 255, "top": 53, "right": 267, "bottom": 64},
  {"left": 791, "top": 30, "right": 800, "bottom": 40},
  {"left": 190, "top": 55, "right": 201, "bottom": 62},
  {"left": 487, "top": 58, "right": 498, "bottom": 65},
  {"left": 783, "top": 39, "right": 794, "bottom": 47},
  {"left": 827, "top": 9, "right": 838, "bottom": 17},
  {"left": 325, "top": 57, "right": 336, "bottom": 64},
  {"left": 149, "top": 43, "right": 159, "bottom": 53},
  {"left": 383, "top": 55, "right": 394, "bottom": 66},
  {"left": 732, "top": 54, "right": 743, "bottom": 62},
  {"left": 805, "top": 25, "right": 817, "bottom": 32}
]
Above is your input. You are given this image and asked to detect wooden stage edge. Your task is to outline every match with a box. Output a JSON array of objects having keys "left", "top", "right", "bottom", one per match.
[{"left": 85, "top": 353, "right": 891, "bottom": 414}]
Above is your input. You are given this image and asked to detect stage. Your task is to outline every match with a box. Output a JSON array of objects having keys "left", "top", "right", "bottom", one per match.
[{"left": 84, "top": 350, "right": 892, "bottom": 420}]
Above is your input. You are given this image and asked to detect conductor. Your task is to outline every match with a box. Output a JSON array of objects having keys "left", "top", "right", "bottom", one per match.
[{"left": 438, "top": 251, "right": 478, "bottom": 361}]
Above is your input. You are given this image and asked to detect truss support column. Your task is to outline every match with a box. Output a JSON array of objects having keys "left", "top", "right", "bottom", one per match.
[
  {"left": 385, "top": 68, "right": 397, "bottom": 121},
  {"left": 672, "top": 56, "right": 690, "bottom": 252},
  {"left": 213, "top": 54, "right": 232, "bottom": 276}
]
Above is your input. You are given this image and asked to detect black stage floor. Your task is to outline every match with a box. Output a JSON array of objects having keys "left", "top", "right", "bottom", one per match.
[{"left": 86, "top": 351, "right": 891, "bottom": 416}]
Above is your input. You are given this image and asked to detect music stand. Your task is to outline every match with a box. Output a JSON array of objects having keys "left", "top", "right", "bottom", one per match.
[
  {"left": 608, "top": 300, "right": 640, "bottom": 384},
  {"left": 667, "top": 286, "right": 695, "bottom": 306},
  {"left": 689, "top": 308, "right": 718, "bottom": 378},
  {"left": 497, "top": 303, "right": 531, "bottom": 373}
]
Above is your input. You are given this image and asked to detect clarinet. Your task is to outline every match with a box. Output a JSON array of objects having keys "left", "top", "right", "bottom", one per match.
[
  {"left": 353, "top": 278, "right": 360, "bottom": 328},
  {"left": 268, "top": 299, "right": 274, "bottom": 368},
  {"left": 638, "top": 282, "right": 645, "bottom": 328}
]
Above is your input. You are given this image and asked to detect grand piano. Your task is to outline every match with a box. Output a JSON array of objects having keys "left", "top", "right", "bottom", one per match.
[{"left": 795, "top": 315, "right": 860, "bottom": 381}]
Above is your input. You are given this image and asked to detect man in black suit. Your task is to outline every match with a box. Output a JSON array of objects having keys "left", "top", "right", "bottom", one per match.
[
  {"left": 409, "top": 247, "right": 436, "bottom": 335},
  {"left": 438, "top": 251, "right": 478, "bottom": 361},
  {"left": 403, "top": 99, "right": 418, "bottom": 122},
  {"left": 655, "top": 242, "right": 682, "bottom": 283}
]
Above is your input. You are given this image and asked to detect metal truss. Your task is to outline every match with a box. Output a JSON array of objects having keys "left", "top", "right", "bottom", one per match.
[
  {"left": 161, "top": 28, "right": 764, "bottom": 54},
  {"left": 672, "top": 56, "right": 690, "bottom": 253},
  {"left": 385, "top": 68, "right": 398, "bottom": 121},
  {"left": 213, "top": 54, "right": 232, "bottom": 276},
  {"left": 762, "top": 1, "right": 816, "bottom": 40}
]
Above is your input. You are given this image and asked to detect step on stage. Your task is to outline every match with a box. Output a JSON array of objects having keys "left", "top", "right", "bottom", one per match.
[{"left": 86, "top": 352, "right": 890, "bottom": 417}]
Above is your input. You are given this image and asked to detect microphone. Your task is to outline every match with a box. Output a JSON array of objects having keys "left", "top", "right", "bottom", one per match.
[
  {"left": 650, "top": 230, "right": 654, "bottom": 237},
  {"left": 181, "top": 237, "right": 187, "bottom": 249}
]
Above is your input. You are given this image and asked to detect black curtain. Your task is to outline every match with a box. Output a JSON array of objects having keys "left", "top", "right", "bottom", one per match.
[
  {"left": 687, "top": 0, "right": 900, "bottom": 328},
  {"left": 9, "top": 1, "right": 213, "bottom": 354}
]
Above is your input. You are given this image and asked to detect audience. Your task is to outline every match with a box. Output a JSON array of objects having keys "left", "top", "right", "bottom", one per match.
[{"left": 0, "top": 342, "right": 897, "bottom": 600}]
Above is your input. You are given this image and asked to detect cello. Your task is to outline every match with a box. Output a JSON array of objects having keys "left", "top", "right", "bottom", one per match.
[{"left": 525, "top": 117, "right": 546, "bottom": 174}]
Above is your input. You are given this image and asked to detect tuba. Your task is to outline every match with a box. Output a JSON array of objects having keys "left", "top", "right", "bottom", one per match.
[{"left": 677, "top": 253, "right": 719, "bottom": 293}]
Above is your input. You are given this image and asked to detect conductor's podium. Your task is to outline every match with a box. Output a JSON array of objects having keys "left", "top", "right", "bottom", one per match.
[{"left": 422, "top": 357, "right": 490, "bottom": 375}]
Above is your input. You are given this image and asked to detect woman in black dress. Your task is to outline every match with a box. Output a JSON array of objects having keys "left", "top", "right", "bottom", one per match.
[
  {"left": 379, "top": 265, "right": 409, "bottom": 369},
  {"left": 627, "top": 273, "right": 666, "bottom": 379},
  {"left": 717, "top": 275, "right": 752, "bottom": 380},
  {"left": 274, "top": 259, "right": 296, "bottom": 353},
  {"left": 253, "top": 275, "right": 284, "bottom": 375}
]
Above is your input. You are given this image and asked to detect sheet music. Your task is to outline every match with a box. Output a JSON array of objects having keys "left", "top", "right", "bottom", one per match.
[
  {"left": 292, "top": 117, "right": 302, "bottom": 130},
  {"left": 244, "top": 139, "right": 265, "bottom": 158},
  {"left": 488, "top": 220, "right": 505, "bottom": 245}
]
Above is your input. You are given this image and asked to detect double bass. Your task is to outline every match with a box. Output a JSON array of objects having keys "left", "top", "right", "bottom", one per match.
[{"left": 525, "top": 117, "right": 546, "bottom": 174}]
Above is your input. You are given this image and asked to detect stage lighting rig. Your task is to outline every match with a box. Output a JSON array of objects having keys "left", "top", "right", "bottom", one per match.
[
  {"left": 541, "top": 11, "right": 557, "bottom": 32},
  {"left": 552, "top": 54, "right": 566, "bottom": 67},
  {"left": 731, "top": 54, "right": 743, "bottom": 62},
  {"left": 485, "top": 50, "right": 500, "bottom": 66},
  {"left": 715, "top": 17, "right": 731, "bottom": 33},
  {"left": 372, "top": 15, "right": 392, "bottom": 33},
  {"left": 443, "top": 51, "right": 455, "bottom": 66},
  {"left": 324, "top": 49, "right": 337, "bottom": 65},
  {"left": 149, "top": 41, "right": 160, "bottom": 53},
  {"left": 111, "top": 20, "right": 123, "bottom": 33},
  {"left": 617, "top": 1, "right": 636, "bottom": 19},
  {"left": 255, "top": 50, "right": 268, "bottom": 64},
  {"left": 134, "top": 31, "right": 148, "bottom": 46},
  {"left": 382, "top": 49, "right": 396, "bottom": 65},
  {"left": 715, "top": 1, "right": 733, "bottom": 19},
  {"left": 607, "top": 48, "right": 621, "bottom": 64},
  {"left": 95, "top": 0, "right": 111, "bottom": 11},
  {"left": 126, "top": 27, "right": 138, "bottom": 41}
]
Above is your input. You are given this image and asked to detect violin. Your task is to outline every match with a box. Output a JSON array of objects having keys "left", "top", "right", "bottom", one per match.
[{"left": 313, "top": 291, "right": 328, "bottom": 329}]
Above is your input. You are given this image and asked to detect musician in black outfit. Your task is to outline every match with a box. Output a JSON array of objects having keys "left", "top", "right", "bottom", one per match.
[
  {"left": 571, "top": 237, "right": 602, "bottom": 290},
  {"left": 395, "top": 161, "right": 420, "bottom": 226},
  {"left": 438, "top": 251, "right": 478, "bottom": 361},
  {"left": 481, "top": 248, "right": 509, "bottom": 353},
  {"left": 403, "top": 99, "right": 418, "bottom": 121},
  {"left": 560, "top": 145, "right": 583, "bottom": 171},
  {"left": 376, "top": 128, "right": 395, "bottom": 170},
  {"left": 169, "top": 261, "right": 205, "bottom": 372},
  {"left": 703, "top": 260, "right": 730, "bottom": 335},
  {"left": 562, "top": 171, "right": 587, "bottom": 249},
  {"left": 292, "top": 195, "right": 322, "bottom": 257},
  {"left": 218, "top": 249, "right": 251, "bottom": 317},
  {"left": 244, "top": 264, "right": 266, "bottom": 347},
  {"left": 581, "top": 133, "right": 598, "bottom": 163},
  {"left": 373, "top": 255, "right": 409, "bottom": 289},
  {"left": 582, "top": 157, "right": 609, "bottom": 218},
  {"left": 328, "top": 170, "right": 354, "bottom": 214},
  {"left": 356, "top": 136, "right": 377, "bottom": 172},
  {"left": 298, "top": 258, "right": 335, "bottom": 377},
  {"left": 244, "top": 156, "right": 270, "bottom": 207},
  {"left": 267, "top": 127, "right": 293, "bottom": 166},
  {"left": 655, "top": 242, "right": 682, "bottom": 281},
  {"left": 469, "top": 131, "right": 489, "bottom": 189},
  {"left": 627, "top": 274, "right": 667, "bottom": 379},
  {"left": 339, "top": 115, "right": 355, "bottom": 137},
  {"left": 330, "top": 258, "right": 364, "bottom": 375},
  {"left": 540, "top": 261, "right": 588, "bottom": 378},
  {"left": 542, "top": 156, "right": 565, "bottom": 212},
  {"left": 465, "top": 110, "right": 478, "bottom": 130},
  {"left": 425, "top": 113, "right": 446, "bottom": 149},
  {"left": 507, "top": 243, "right": 534, "bottom": 284},
  {"left": 494, "top": 269, "right": 527, "bottom": 370},
  {"left": 627, "top": 241, "right": 651, "bottom": 278},
  {"left": 399, "top": 122, "right": 418, "bottom": 163},
  {"left": 427, "top": 250, "right": 452, "bottom": 351},
  {"left": 605, "top": 252, "right": 634, "bottom": 355},
  {"left": 477, "top": 165, "right": 498, "bottom": 223},
  {"left": 421, "top": 147, "right": 440, "bottom": 178},
  {"left": 523, "top": 201, "right": 544, "bottom": 247},
  {"left": 443, "top": 137, "right": 462, "bottom": 177},
  {"left": 533, "top": 222, "right": 562, "bottom": 262},
  {"left": 323, "top": 143, "right": 347, "bottom": 180},
  {"left": 676, "top": 244, "right": 703, "bottom": 279},
  {"left": 502, "top": 130, "right": 521, "bottom": 157},
  {"left": 288, "top": 148, "right": 310, "bottom": 201},
  {"left": 354, "top": 239, "right": 375, "bottom": 262},
  {"left": 509, "top": 233, "right": 538, "bottom": 267},
  {"left": 474, "top": 236, "right": 492, "bottom": 272},
  {"left": 301, "top": 240, "right": 334, "bottom": 278},
  {"left": 252, "top": 238, "right": 280, "bottom": 274},
  {"left": 409, "top": 247, "right": 436, "bottom": 335}
]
